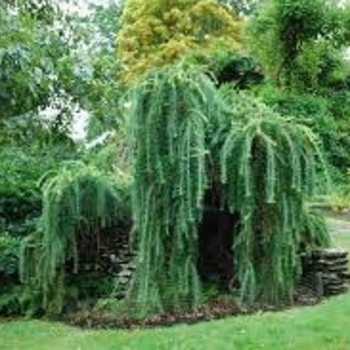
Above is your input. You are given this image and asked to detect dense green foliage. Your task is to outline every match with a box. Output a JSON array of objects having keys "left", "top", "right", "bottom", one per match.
[
  {"left": 0, "top": 143, "right": 78, "bottom": 314},
  {"left": 20, "top": 162, "right": 130, "bottom": 314},
  {"left": 218, "top": 92, "right": 329, "bottom": 303},
  {"left": 117, "top": 0, "right": 243, "bottom": 82},
  {"left": 0, "top": 145, "right": 76, "bottom": 237},
  {"left": 247, "top": 0, "right": 350, "bottom": 181},
  {"left": 125, "top": 63, "right": 330, "bottom": 315},
  {"left": 258, "top": 86, "right": 350, "bottom": 176},
  {"left": 248, "top": 0, "right": 350, "bottom": 89},
  {"left": 126, "top": 63, "right": 222, "bottom": 315},
  {"left": 0, "top": 0, "right": 130, "bottom": 317},
  {"left": 1, "top": 0, "right": 349, "bottom": 323},
  {"left": 0, "top": 233, "right": 22, "bottom": 315},
  {"left": 0, "top": 2, "right": 76, "bottom": 121}
]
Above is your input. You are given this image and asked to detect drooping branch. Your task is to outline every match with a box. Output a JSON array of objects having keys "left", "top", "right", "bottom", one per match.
[
  {"left": 125, "top": 62, "right": 225, "bottom": 315},
  {"left": 217, "top": 91, "right": 330, "bottom": 304}
]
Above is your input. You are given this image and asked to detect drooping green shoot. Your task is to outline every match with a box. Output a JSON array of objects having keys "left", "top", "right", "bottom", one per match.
[
  {"left": 217, "top": 91, "right": 330, "bottom": 304},
  {"left": 20, "top": 161, "right": 128, "bottom": 313},
  {"left": 125, "top": 62, "right": 226, "bottom": 316}
]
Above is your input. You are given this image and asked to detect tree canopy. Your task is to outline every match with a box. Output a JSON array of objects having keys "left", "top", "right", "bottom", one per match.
[
  {"left": 248, "top": 0, "right": 350, "bottom": 89},
  {"left": 117, "top": 0, "right": 244, "bottom": 82}
]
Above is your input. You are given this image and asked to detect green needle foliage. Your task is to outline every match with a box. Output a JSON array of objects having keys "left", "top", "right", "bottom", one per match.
[
  {"left": 126, "top": 63, "right": 330, "bottom": 315},
  {"left": 18, "top": 63, "right": 331, "bottom": 316},
  {"left": 218, "top": 92, "right": 330, "bottom": 304},
  {"left": 125, "top": 63, "right": 225, "bottom": 316},
  {"left": 20, "top": 161, "right": 129, "bottom": 314}
]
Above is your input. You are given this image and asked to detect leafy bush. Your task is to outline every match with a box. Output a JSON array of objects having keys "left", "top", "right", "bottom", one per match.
[
  {"left": 0, "top": 143, "right": 78, "bottom": 316},
  {"left": 0, "top": 233, "right": 20, "bottom": 279},
  {"left": 0, "top": 145, "right": 77, "bottom": 237},
  {"left": 0, "top": 233, "right": 23, "bottom": 315}
]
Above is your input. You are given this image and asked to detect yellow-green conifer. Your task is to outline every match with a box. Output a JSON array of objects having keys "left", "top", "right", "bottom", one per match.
[{"left": 117, "top": 0, "right": 244, "bottom": 82}]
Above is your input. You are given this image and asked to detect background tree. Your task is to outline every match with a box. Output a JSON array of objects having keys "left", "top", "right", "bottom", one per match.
[
  {"left": 0, "top": 1, "right": 74, "bottom": 117},
  {"left": 117, "top": 0, "right": 244, "bottom": 82},
  {"left": 65, "top": 0, "right": 126, "bottom": 139},
  {"left": 248, "top": 0, "right": 349, "bottom": 89},
  {"left": 0, "top": 0, "right": 81, "bottom": 314},
  {"left": 248, "top": 0, "right": 350, "bottom": 179}
]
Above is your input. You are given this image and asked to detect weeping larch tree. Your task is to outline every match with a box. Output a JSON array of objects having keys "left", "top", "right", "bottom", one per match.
[
  {"left": 125, "top": 64, "right": 225, "bottom": 314},
  {"left": 20, "top": 162, "right": 130, "bottom": 313},
  {"left": 216, "top": 91, "right": 330, "bottom": 304},
  {"left": 125, "top": 62, "right": 330, "bottom": 316}
]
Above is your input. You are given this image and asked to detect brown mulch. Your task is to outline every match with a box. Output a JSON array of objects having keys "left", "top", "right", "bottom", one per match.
[
  {"left": 64, "top": 291, "right": 325, "bottom": 330},
  {"left": 65, "top": 299, "right": 242, "bottom": 330}
]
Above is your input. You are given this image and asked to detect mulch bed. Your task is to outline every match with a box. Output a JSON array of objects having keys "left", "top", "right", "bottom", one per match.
[
  {"left": 65, "top": 299, "right": 242, "bottom": 330},
  {"left": 63, "top": 291, "right": 324, "bottom": 330}
]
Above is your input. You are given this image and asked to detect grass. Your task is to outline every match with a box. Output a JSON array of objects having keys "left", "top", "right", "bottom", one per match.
[
  {"left": 3, "top": 295, "right": 350, "bottom": 350},
  {"left": 1, "top": 219, "right": 350, "bottom": 350}
]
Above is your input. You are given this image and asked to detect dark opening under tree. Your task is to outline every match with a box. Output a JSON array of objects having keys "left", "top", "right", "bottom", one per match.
[{"left": 126, "top": 63, "right": 330, "bottom": 316}]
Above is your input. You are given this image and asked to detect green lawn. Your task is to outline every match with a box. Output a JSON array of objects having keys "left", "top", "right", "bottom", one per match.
[
  {"left": 2, "top": 294, "right": 350, "bottom": 350},
  {"left": 2, "top": 221, "right": 350, "bottom": 350}
]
